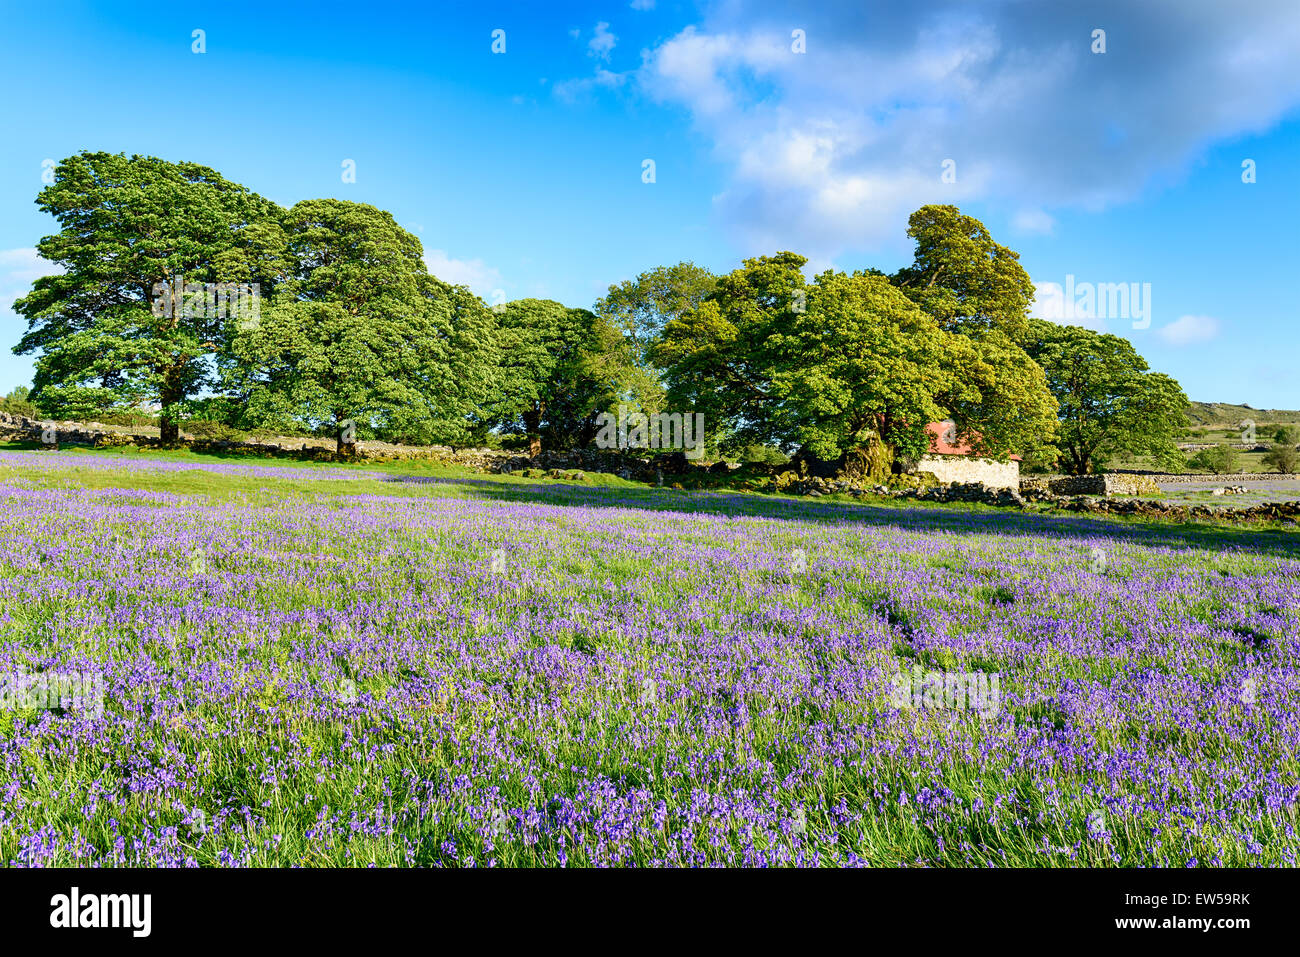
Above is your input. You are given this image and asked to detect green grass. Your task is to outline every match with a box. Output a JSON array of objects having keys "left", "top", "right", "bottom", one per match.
[{"left": 0, "top": 450, "right": 1297, "bottom": 866}]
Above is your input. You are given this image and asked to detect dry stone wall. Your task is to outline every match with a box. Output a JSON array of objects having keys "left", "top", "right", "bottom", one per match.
[
  {"left": 1020, "top": 474, "right": 1161, "bottom": 496},
  {"left": 1109, "top": 469, "right": 1294, "bottom": 484}
]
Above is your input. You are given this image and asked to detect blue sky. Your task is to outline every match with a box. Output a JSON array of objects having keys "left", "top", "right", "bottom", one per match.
[{"left": 2, "top": 0, "right": 1298, "bottom": 406}]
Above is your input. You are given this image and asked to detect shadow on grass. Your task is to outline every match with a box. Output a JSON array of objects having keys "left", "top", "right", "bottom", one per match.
[{"left": 380, "top": 472, "right": 1300, "bottom": 560}]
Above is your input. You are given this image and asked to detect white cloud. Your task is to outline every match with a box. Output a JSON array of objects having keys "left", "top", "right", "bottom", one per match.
[
  {"left": 422, "top": 250, "right": 503, "bottom": 299},
  {"left": 1012, "top": 208, "right": 1056, "bottom": 235},
  {"left": 622, "top": 2, "right": 1300, "bottom": 261},
  {"left": 553, "top": 23, "right": 631, "bottom": 101},
  {"left": 630, "top": 0, "right": 654, "bottom": 10},
  {"left": 552, "top": 67, "right": 628, "bottom": 103},
  {"left": 588, "top": 22, "right": 617, "bottom": 60},
  {"left": 1157, "top": 314, "right": 1220, "bottom": 346},
  {"left": 642, "top": 27, "right": 746, "bottom": 117},
  {"left": 1030, "top": 280, "right": 1108, "bottom": 332}
]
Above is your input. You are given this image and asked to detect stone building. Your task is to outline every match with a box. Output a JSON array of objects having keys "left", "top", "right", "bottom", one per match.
[{"left": 916, "top": 420, "right": 1020, "bottom": 489}]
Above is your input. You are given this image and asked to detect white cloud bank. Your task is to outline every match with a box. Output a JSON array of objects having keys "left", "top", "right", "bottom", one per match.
[{"left": 614, "top": 0, "right": 1300, "bottom": 260}]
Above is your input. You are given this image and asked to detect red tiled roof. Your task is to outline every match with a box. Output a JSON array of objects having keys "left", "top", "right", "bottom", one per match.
[{"left": 925, "top": 421, "right": 1021, "bottom": 461}]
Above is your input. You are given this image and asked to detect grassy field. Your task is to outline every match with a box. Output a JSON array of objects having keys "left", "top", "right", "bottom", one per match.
[
  {"left": 1107, "top": 449, "right": 1287, "bottom": 475},
  {"left": 1101, "top": 401, "right": 1300, "bottom": 474},
  {"left": 1, "top": 447, "right": 1297, "bottom": 867}
]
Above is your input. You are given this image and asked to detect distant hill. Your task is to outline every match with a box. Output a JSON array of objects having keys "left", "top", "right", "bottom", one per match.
[{"left": 1187, "top": 402, "right": 1300, "bottom": 426}]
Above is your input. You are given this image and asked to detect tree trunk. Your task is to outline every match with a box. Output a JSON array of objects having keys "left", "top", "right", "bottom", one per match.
[
  {"left": 794, "top": 435, "right": 892, "bottom": 482},
  {"left": 523, "top": 405, "right": 543, "bottom": 458},
  {"left": 159, "top": 364, "right": 184, "bottom": 444},
  {"left": 1064, "top": 445, "right": 1092, "bottom": 476},
  {"left": 160, "top": 414, "right": 179, "bottom": 444}
]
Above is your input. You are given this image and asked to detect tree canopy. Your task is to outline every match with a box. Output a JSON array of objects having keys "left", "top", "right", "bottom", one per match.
[
  {"left": 227, "top": 200, "right": 478, "bottom": 452},
  {"left": 769, "top": 270, "right": 950, "bottom": 462},
  {"left": 593, "top": 262, "right": 716, "bottom": 416},
  {"left": 594, "top": 261, "right": 716, "bottom": 365},
  {"left": 651, "top": 252, "right": 805, "bottom": 454},
  {"left": 1024, "top": 318, "right": 1188, "bottom": 474},
  {"left": 9, "top": 154, "right": 1191, "bottom": 475},
  {"left": 13, "top": 151, "right": 289, "bottom": 440},
  {"left": 652, "top": 252, "right": 1057, "bottom": 469},
  {"left": 489, "top": 299, "right": 625, "bottom": 452},
  {"left": 892, "top": 204, "right": 1036, "bottom": 343},
  {"left": 936, "top": 330, "right": 1059, "bottom": 465}
]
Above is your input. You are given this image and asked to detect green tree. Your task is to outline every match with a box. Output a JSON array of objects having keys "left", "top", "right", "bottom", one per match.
[
  {"left": 228, "top": 200, "right": 463, "bottom": 453},
  {"left": 489, "top": 299, "right": 623, "bottom": 453},
  {"left": 595, "top": 260, "right": 716, "bottom": 353},
  {"left": 652, "top": 252, "right": 807, "bottom": 456},
  {"left": 594, "top": 262, "right": 716, "bottom": 414},
  {"left": 1024, "top": 318, "right": 1189, "bottom": 474},
  {"left": 653, "top": 255, "right": 1055, "bottom": 474},
  {"left": 424, "top": 277, "right": 502, "bottom": 448},
  {"left": 1272, "top": 424, "right": 1298, "bottom": 447},
  {"left": 935, "top": 330, "right": 1059, "bottom": 464},
  {"left": 1262, "top": 443, "right": 1297, "bottom": 474},
  {"left": 769, "top": 270, "right": 951, "bottom": 464},
  {"left": 736, "top": 443, "right": 790, "bottom": 466},
  {"left": 1189, "top": 443, "right": 1240, "bottom": 475},
  {"left": 0, "top": 386, "right": 38, "bottom": 418},
  {"left": 892, "top": 205, "right": 1036, "bottom": 343},
  {"left": 12, "top": 151, "right": 290, "bottom": 441}
]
